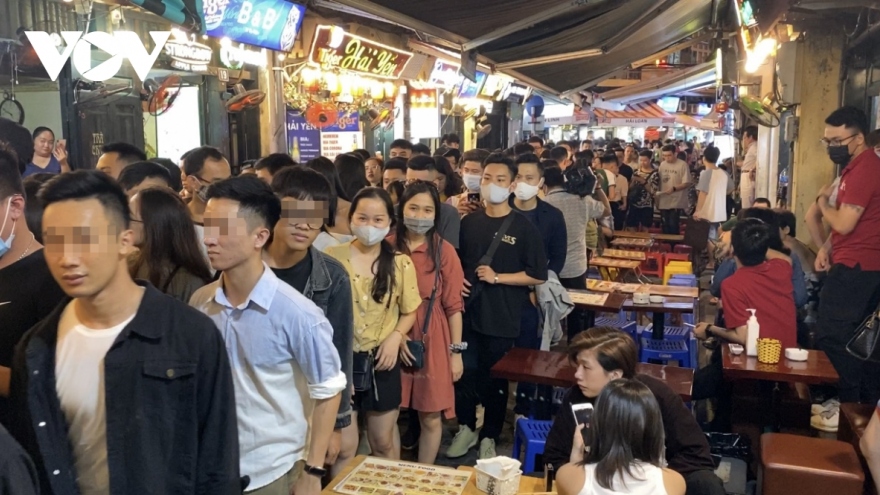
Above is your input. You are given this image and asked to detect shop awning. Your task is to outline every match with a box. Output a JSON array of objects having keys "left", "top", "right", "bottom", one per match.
[
  {"left": 594, "top": 101, "right": 676, "bottom": 127},
  {"left": 597, "top": 62, "right": 716, "bottom": 105}
]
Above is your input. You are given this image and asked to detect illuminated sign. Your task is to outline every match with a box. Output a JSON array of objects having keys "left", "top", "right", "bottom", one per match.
[
  {"left": 204, "top": 0, "right": 305, "bottom": 52},
  {"left": 737, "top": 0, "right": 757, "bottom": 27},
  {"left": 480, "top": 74, "right": 505, "bottom": 98},
  {"left": 457, "top": 71, "right": 486, "bottom": 98},
  {"left": 25, "top": 31, "right": 170, "bottom": 82},
  {"left": 164, "top": 37, "right": 213, "bottom": 72},
  {"left": 429, "top": 59, "right": 460, "bottom": 88},
  {"left": 308, "top": 25, "right": 413, "bottom": 80},
  {"left": 502, "top": 82, "right": 530, "bottom": 103},
  {"left": 219, "top": 42, "right": 267, "bottom": 69}
]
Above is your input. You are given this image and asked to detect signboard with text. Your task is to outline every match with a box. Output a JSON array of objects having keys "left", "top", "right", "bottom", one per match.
[
  {"left": 457, "top": 71, "right": 486, "bottom": 98},
  {"left": 286, "top": 110, "right": 321, "bottom": 162},
  {"left": 204, "top": 0, "right": 305, "bottom": 52},
  {"left": 429, "top": 59, "right": 460, "bottom": 88},
  {"left": 308, "top": 25, "right": 412, "bottom": 80},
  {"left": 321, "top": 132, "right": 363, "bottom": 160}
]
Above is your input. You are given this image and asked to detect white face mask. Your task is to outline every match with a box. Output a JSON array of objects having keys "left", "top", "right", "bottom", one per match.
[
  {"left": 0, "top": 197, "right": 16, "bottom": 259},
  {"left": 481, "top": 183, "right": 511, "bottom": 205},
  {"left": 351, "top": 224, "right": 390, "bottom": 246},
  {"left": 462, "top": 173, "right": 482, "bottom": 192},
  {"left": 514, "top": 182, "right": 540, "bottom": 201}
]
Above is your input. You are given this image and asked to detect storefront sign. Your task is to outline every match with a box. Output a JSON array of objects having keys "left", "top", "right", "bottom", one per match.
[
  {"left": 600, "top": 118, "right": 667, "bottom": 126},
  {"left": 164, "top": 38, "right": 213, "bottom": 72},
  {"left": 322, "top": 111, "right": 361, "bottom": 133},
  {"left": 502, "top": 82, "right": 530, "bottom": 104},
  {"left": 286, "top": 110, "right": 321, "bottom": 162},
  {"left": 309, "top": 25, "right": 412, "bottom": 80},
  {"left": 321, "top": 132, "right": 363, "bottom": 160},
  {"left": 220, "top": 42, "right": 267, "bottom": 69},
  {"left": 429, "top": 60, "right": 460, "bottom": 88},
  {"left": 409, "top": 88, "right": 439, "bottom": 139},
  {"left": 457, "top": 71, "right": 486, "bottom": 99},
  {"left": 25, "top": 30, "right": 171, "bottom": 81},
  {"left": 204, "top": 0, "right": 306, "bottom": 52},
  {"left": 480, "top": 74, "right": 505, "bottom": 99}
]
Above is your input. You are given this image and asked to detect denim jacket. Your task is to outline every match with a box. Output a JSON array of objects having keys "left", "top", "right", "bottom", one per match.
[
  {"left": 8, "top": 283, "right": 240, "bottom": 495},
  {"left": 301, "top": 247, "right": 354, "bottom": 429}
]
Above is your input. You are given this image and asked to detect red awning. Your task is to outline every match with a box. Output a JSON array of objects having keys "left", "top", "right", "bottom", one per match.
[{"left": 594, "top": 102, "right": 676, "bottom": 127}]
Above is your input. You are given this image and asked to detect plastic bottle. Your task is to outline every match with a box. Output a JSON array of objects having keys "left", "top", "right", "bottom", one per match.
[{"left": 746, "top": 309, "right": 759, "bottom": 357}]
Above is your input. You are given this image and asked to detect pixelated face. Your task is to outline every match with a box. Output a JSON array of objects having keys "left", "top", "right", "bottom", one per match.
[
  {"left": 275, "top": 198, "right": 326, "bottom": 251},
  {"left": 203, "top": 197, "right": 268, "bottom": 272},
  {"left": 42, "top": 198, "right": 134, "bottom": 298}
]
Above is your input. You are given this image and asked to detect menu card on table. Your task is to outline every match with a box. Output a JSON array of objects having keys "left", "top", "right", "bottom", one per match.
[
  {"left": 334, "top": 457, "right": 472, "bottom": 495},
  {"left": 569, "top": 292, "right": 609, "bottom": 306}
]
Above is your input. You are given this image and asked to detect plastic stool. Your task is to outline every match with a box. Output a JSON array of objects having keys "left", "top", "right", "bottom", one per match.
[
  {"left": 640, "top": 252, "right": 664, "bottom": 279},
  {"left": 639, "top": 338, "right": 693, "bottom": 368},
  {"left": 663, "top": 263, "right": 693, "bottom": 284},
  {"left": 513, "top": 419, "right": 553, "bottom": 474},
  {"left": 595, "top": 318, "right": 638, "bottom": 341},
  {"left": 668, "top": 277, "right": 697, "bottom": 288},
  {"left": 642, "top": 325, "right": 691, "bottom": 342}
]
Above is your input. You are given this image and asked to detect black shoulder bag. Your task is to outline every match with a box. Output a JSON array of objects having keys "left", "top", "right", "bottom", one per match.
[
  {"left": 405, "top": 238, "right": 442, "bottom": 370},
  {"left": 846, "top": 301, "right": 880, "bottom": 362},
  {"left": 465, "top": 213, "right": 516, "bottom": 311}
]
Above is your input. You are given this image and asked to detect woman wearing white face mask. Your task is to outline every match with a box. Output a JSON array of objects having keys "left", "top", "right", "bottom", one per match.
[
  {"left": 325, "top": 187, "right": 421, "bottom": 460},
  {"left": 392, "top": 181, "right": 465, "bottom": 464}
]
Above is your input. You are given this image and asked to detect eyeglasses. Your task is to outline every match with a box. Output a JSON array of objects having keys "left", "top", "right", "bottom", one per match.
[{"left": 820, "top": 134, "right": 858, "bottom": 148}]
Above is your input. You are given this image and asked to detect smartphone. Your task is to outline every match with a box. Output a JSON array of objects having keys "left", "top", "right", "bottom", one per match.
[
  {"left": 467, "top": 192, "right": 481, "bottom": 203},
  {"left": 571, "top": 403, "right": 593, "bottom": 447}
]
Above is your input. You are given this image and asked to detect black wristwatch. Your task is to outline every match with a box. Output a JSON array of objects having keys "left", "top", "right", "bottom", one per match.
[{"left": 304, "top": 464, "right": 328, "bottom": 478}]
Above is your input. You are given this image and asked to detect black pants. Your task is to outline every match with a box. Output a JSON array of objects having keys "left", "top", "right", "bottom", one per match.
[
  {"left": 455, "top": 330, "right": 516, "bottom": 441},
  {"left": 684, "top": 469, "right": 726, "bottom": 495},
  {"left": 559, "top": 272, "right": 588, "bottom": 341},
  {"left": 817, "top": 263, "right": 880, "bottom": 403},
  {"left": 513, "top": 305, "right": 552, "bottom": 417},
  {"left": 692, "top": 347, "right": 732, "bottom": 431},
  {"left": 610, "top": 202, "right": 625, "bottom": 230},
  {"left": 661, "top": 208, "right": 682, "bottom": 235}
]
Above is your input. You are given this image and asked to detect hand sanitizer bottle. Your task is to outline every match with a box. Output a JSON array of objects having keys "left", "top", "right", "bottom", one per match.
[{"left": 746, "top": 309, "right": 759, "bottom": 357}]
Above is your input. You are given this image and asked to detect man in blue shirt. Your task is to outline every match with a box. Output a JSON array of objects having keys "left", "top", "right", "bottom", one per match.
[{"left": 190, "top": 176, "right": 346, "bottom": 495}]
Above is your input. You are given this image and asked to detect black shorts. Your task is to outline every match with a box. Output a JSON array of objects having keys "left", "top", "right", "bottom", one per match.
[
  {"left": 626, "top": 206, "right": 654, "bottom": 228},
  {"left": 353, "top": 355, "right": 401, "bottom": 413}
]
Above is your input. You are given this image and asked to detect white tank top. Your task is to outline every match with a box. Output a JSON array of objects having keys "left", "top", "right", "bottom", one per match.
[{"left": 576, "top": 461, "right": 668, "bottom": 495}]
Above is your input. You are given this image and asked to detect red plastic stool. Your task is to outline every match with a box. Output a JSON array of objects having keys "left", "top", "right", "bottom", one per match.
[{"left": 640, "top": 252, "right": 664, "bottom": 279}]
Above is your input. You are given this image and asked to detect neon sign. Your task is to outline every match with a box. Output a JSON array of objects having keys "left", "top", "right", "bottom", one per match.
[{"left": 308, "top": 25, "right": 413, "bottom": 80}]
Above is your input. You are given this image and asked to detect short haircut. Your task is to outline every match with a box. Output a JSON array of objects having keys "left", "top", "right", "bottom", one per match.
[
  {"left": 483, "top": 153, "right": 517, "bottom": 178},
  {"left": 407, "top": 155, "right": 440, "bottom": 174},
  {"left": 461, "top": 149, "right": 490, "bottom": 164},
  {"left": 352, "top": 149, "right": 371, "bottom": 161},
  {"left": 825, "top": 106, "right": 869, "bottom": 137},
  {"left": 581, "top": 139, "right": 593, "bottom": 145},
  {"left": 567, "top": 327, "right": 637, "bottom": 378},
  {"left": 101, "top": 142, "right": 147, "bottom": 166},
  {"left": 446, "top": 133, "right": 461, "bottom": 144},
  {"left": 528, "top": 136, "right": 544, "bottom": 147},
  {"left": 390, "top": 139, "right": 413, "bottom": 151},
  {"left": 542, "top": 164, "right": 564, "bottom": 188},
  {"left": 23, "top": 173, "right": 54, "bottom": 243},
  {"left": 513, "top": 142, "right": 535, "bottom": 157},
  {"left": 743, "top": 125, "right": 759, "bottom": 140},
  {"left": 183, "top": 146, "right": 225, "bottom": 177},
  {"left": 151, "top": 158, "right": 184, "bottom": 192},
  {"left": 117, "top": 161, "right": 172, "bottom": 191},
  {"left": 515, "top": 154, "right": 544, "bottom": 176},
  {"left": 0, "top": 145, "right": 24, "bottom": 200},
  {"left": 383, "top": 157, "right": 408, "bottom": 174},
  {"left": 255, "top": 153, "right": 297, "bottom": 175},
  {"left": 272, "top": 166, "right": 332, "bottom": 205},
  {"left": 38, "top": 170, "right": 131, "bottom": 229},
  {"left": 753, "top": 197, "right": 772, "bottom": 208},
  {"left": 731, "top": 218, "right": 771, "bottom": 267},
  {"left": 574, "top": 150, "right": 594, "bottom": 162},
  {"left": 549, "top": 146, "right": 569, "bottom": 162},
  {"left": 0, "top": 117, "right": 34, "bottom": 173},
  {"left": 611, "top": 146, "right": 624, "bottom": 153},
  {"left": 600, "top": 153, "right": 619, "bottom": 166},
  {"left": 661, "top": 144, "right": 677, "bottom": 153},
  {"left": 776, "top": 209, "right": 797, "bottom": 238},
  {"left": 703, "top": 146, "right": 721, "bottom": 163},
  {"left": 205, "top": 175, "right": 281, "bottom": 231},
  {"left": 638, "top": 149, "right": 654, "bottom": 159},
  {"left": 411, "top": 143, "right": 432, "bottom": 156}
]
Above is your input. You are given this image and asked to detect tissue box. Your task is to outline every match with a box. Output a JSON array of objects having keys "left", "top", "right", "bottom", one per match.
[{"left": 475, "top": 457, "right": 522, "bottom": 495}]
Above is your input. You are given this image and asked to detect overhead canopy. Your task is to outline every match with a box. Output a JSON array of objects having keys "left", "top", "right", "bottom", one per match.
[
  {"left": 597, "top": 62, "right": 717, "bottom": 105},
  {"left": 594, "top": 102, "right": 676, "bottom": 127}
]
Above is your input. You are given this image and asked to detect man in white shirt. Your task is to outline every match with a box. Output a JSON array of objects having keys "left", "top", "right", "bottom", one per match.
[
  {"left": 602, "top": 154, "right": 628, "bottom": 230},
  {"left": 738, "top": 126, "right": 758, "bottom": 207},
  {"left": 694, "top": 146, "right": 730, "bottom": 238},
  {"left": 190, "top": 175, "right": 345, "bottom": 495},
  {"left": 657, "top": 144, "right": 691, "bottom": 235}
]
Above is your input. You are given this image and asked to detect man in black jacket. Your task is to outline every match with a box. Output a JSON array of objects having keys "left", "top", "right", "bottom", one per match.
[
  {"left": 8, "top": 171, "right": 240, "bottom": 495},
  {"left": 543, "top": 327, "right": 724, "bottom": 495}
]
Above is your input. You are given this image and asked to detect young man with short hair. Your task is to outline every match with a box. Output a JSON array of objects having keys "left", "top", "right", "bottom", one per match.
[
  {"left": 382, "top": 158, "right": 408, "bottom": 188},
  {"left": 411, "top": 143, "right": 431, "bottom": 156},
  {"left": 449, "top": 154, "right": 548, "bottom": 460},
  {"left": 449, "top": 149, "right": 491, "bottom": 217},
  {"left": 752, "top": 198, "right": 772, "bottom": 208},
  {"left": 694, "top": 146, "right": 731, "bottom": 237},
  {"left": 549, "top": 146, "right": 571, "bottom": 170},
  {"left": 657, "top": 144, "right": 691, "bottom": 235},
  {"left": 191, "top": 175, "right": 345, "bottom": 495},
  {"left": 254, "top": 153, "right": 296, "bottom": 185},
  {"left": 389, "top": 139, "right": 413, "bottom": 159},
  {"left": 528, "top": 136, "right": 544, "bottom": 157},
  {"left": 183, "top": 146, "right": 232, "bottom": 269},
  {"left": 405, "top": 156, "right": 461, "bottom": 248},
  {"left": 116, "top": 161, "right": 172, "bottom": 197},
  {"left": 445, "top": 133, "right": 461, "bottom": 149},
  {"left": 10, "top": 170, "right": 240, "bottom": 495},
  {"left": 627, "top": 150, "right": 659, "bottom": 231},
  {"left": 602, "top": 154, "right": 628, "bottom": 231},
  {"left": 96, "top": 142, "right": 147, "bottom": 180},
  {"left": 579, "top": 140, "right": 592, "bottom": 152}
]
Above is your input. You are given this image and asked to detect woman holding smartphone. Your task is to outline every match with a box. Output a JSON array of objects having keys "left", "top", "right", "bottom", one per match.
[
  {"left": 326, "top": 187, "right": 421, "bottom": 459},
  {"left": 24, "top": 127, "right": 70, "bottom": 177}
]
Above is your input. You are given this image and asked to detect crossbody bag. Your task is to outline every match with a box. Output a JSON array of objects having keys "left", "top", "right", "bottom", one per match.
[
  {"left": 465, "top": 213, "right": 516, "bottom": 311},
  {"left": 405, "top": 238, "right": 442, "bottom": 370}
]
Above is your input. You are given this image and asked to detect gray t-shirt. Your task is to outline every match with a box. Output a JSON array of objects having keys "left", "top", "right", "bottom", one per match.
[
  {"left": 544, "top": 190, "right": 605, "bottom": 278},
  {"left": 657, "top": 159, "right": 691, "bottom": 210},
  {"left": 697, "top": 167, "right": 735, "bottom": 195}
]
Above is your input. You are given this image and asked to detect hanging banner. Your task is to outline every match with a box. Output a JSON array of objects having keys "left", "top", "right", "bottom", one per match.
[
  {"left": 321, "top": 132, "right": 363, "bottom": 160},
  {"left": 286, "top": 110, "right": 321, "bottom": 162},
  {"left": 322, "top": 111, "right": 361, "bottom": 133},
  {"left": 309, "top": 25, "right": 413, "bottom": 80}
]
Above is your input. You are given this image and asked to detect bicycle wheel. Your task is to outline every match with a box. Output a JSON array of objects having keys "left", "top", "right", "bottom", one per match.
[{"left": 0, "top": 97, "right": 24, "bottom": 124}]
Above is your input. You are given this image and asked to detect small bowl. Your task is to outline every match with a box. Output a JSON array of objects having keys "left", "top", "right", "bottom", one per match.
[
  {"left": 633, "top": 294, "right": 650, "bottom": 305},
  {"left": 649, "top": 295, "right": 664, "bottom": 304}
]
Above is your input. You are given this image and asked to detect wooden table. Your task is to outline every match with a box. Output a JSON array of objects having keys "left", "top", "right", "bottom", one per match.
[
  {"left": 610, "top": 237, "right": 654, "bottom": 249},
  {"left": 722, "top": 345, "right": 839, "bottom": 385},
  {"left": 613, "top": 230, "right": 685, "bottom": 243},
  {"left": 623, "top": 296, "right": 696, "bottom": 340},
  {"left": 589, "top": 257, "right": 641, "bottom": 281},
  {"left": 322, "top": 456, "right": 549, "bottom": 495},
  {"left": 490, "top": 348, "right": 694, "bottom": 401},
  {"left": 601, "top": 249, "right": 647, "bottom": 261},
  {"left": 586, "top": 279, "right": 699, "bottom": 299},
  {"left": 567, "top": 290, "right": 627, "bottom": 312}
]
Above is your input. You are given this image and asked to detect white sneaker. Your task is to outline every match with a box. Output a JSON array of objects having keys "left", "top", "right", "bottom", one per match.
[
  {"left": 811, "top": 408, "right": 839, "bottom": 432},
  {"left": 446, "top": 425, "right": 478, "bottom": 458},
  {"left": 811, "top": 398, "right": 840, "bottom": 416},
  {"left": 479, "top": 438, "right": 497, "bottom": 459}
]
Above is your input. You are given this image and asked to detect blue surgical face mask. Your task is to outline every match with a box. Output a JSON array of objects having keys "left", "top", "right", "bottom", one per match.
[{"left": 0, "top": 197, "right": 16, "bottom": 258}]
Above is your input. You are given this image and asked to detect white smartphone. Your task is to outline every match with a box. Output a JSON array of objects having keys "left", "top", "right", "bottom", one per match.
[{"left": 571, "top": 403, "right": 593, "bottom": 448}]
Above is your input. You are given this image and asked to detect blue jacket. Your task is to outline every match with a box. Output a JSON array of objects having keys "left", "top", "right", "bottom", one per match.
[{"left": 511, "top": 196, "right": 568, "bottom": 275}]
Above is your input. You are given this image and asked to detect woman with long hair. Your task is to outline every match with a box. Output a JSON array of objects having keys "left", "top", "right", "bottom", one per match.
[
  {"left": 24, "top": 127, "right": 70, "bottom": 177},
  {"left": 556, "top": 378, "right": 685, "bottom": 495},
  {"left": 335, "top": 153, "right": 370, "bottom": 201},
  {"left": 325, "top": 187, "right": 421, "bottom": 460},
  {"left": 392, "top": 181, "right": 464, "bottom": 464},
  {"left": 129, "top": 187, "right": 213, "bottom": 302},
  {"left": 306, "top": 156, "right": 355, "bottom": 251},
  {"left": 433, "top": 156, "right": 463, "bottom": 203}
]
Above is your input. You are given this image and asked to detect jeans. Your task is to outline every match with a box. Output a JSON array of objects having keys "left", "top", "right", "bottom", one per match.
[
  {"left": 817, "top": 263, "right": 880, "bottom": 403},
  {"left": 455, "top": 330, "right": 516, "bottom": 441},
  {"left": 684, "top": 469, "right": 726, "bottom": 495},
  {"left": 559, "top": 272, "right": 588, "bottom": 341},
  {"left": 513, "top": 305, "right": 552, "bottom": 418},
  {"left": 661, "top": 208, "right": 682, "bottom": 235}
]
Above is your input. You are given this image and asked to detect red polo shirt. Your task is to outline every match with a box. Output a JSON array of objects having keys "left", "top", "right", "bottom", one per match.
[
  {"left": 720, "top": 258, "right": 798, "bottom": 349},
  {"left": 832, "top": 149, "right": 880, "bottom": 271}
]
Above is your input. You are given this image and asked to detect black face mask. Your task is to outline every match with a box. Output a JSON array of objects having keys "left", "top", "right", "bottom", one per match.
[{"left": 827, "top": 145, "right": 852, "bottom": 166}]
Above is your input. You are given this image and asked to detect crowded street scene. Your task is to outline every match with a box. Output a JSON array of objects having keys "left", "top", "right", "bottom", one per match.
[{"left": 1, "top": 0, "right": 880, "bottom": 493}]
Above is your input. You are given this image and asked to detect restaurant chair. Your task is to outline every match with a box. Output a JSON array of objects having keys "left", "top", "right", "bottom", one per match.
[
  {"left": 594, "top": 317, "right": 638, "bottom": 342},
  {"left": 640, "top": 252, "right": 664, "bottom": 280},
  {"left": 838, "top": 402, "right": 877, "bottom": 495},
  {"left": 648, "top": 227, "right": 662, "bottom": 235},
  {"left": 673, "top": 244, "right": 693, "bottom": 257},
  {"left": 668, "top": 273, "right": 697, "bottom": 286},
  {"left": 760, "top": 433, "right": 864, "bottom": 495},
  {"left": 639, "top": 337, "right": 693, "bottom": 369},
  {"left": 513, "top": 418, "right": 553, "bottom": 474}
]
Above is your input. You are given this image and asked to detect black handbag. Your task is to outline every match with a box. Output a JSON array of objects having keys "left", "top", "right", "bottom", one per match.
[
  {"left": 406, "top": 238, "right": 442, "bottom": 370},
  {"left": 465, "top": 213, "right": 515, "bottom": 311},
  {"left": 846, "top": 301, "right": 880, "bottom": 362},
  {"left": 352, "top": 351, "right": 374, "bottom": 392}
]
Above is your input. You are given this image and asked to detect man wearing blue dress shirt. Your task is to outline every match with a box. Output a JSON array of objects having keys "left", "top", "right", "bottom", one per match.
[{"left": 190, "top": 175, "right": 346, "bottom": 495}]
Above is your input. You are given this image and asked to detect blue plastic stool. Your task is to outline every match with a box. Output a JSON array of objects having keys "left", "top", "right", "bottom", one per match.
[
  {"left": 670, "top": 273, "right": 697, "bottom": 283},
  {"left": 668, "top": 277, "right": 697, "bottom": 288},
  {"left": 642, "top": 325, "right": 690, "bottom": 342},
  {"left": 593, "top": 317, "right": 638, "bottom": 338},
  {"left": 639, "top": 338, "right": 693, "bottom": 368},
  {"left": 513, "top": 419, "right": 552, "bottom": 474}
]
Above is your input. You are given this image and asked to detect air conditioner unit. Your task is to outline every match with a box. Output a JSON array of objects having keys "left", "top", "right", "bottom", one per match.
[
  {"left": 677, "top": 100, "right": 688, "bottom": 112},
  {"left": 688, "top": 104, "right": 699, "bottom": 114}
]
